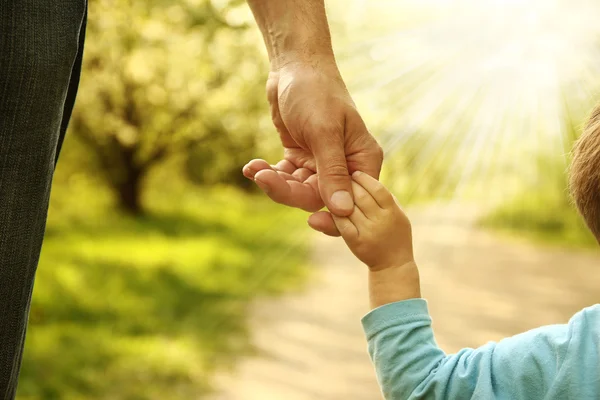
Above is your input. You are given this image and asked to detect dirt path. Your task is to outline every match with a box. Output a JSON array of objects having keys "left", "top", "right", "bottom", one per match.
[{"left": 211, "top": 204, "right": 600, "bottom": 400}]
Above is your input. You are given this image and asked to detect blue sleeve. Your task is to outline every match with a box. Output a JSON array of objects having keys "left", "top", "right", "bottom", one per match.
[{"left": 361, "top": 299, "right": 600, "bottom": 400}]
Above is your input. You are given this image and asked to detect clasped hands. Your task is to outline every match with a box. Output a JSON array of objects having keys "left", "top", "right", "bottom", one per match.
[{"left": 242, "top": 61, "right": 384, "bottom": 237}]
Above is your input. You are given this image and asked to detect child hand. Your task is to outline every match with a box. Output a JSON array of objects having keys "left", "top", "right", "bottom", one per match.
[{"left": 332, "top": 171, "right": 414, "bottom": 271}]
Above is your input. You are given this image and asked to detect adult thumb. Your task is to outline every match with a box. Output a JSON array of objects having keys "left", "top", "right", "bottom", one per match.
[{"left": 313, "top": 135, "right": 353, "bottom": 217}]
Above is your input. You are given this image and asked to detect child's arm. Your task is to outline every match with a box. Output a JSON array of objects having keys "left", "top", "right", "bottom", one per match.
[
  {"left": 364, "top": 301, "right": 600, "bottom": 400},
  {"left": 333, "top": 171, "right": 600, "bottom": 400}
]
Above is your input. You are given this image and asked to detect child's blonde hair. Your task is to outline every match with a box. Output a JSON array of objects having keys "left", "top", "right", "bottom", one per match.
[{"left": 570, "top": 104, "right": 600, "bottom": 241}]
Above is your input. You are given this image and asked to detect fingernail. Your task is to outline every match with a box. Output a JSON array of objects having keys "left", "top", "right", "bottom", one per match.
[
  {"left": 352, "top": 171, "right": 362, "bottom": 178},
  {"left": 254, "top": 179, "right": 270, "bottom": 193},
  {"left": 331, "top": 190, "right": 353, "bottom": 211}
]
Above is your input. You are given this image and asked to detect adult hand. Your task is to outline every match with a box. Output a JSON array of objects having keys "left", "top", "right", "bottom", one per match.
[{"left": 243, "top": 60, "right": 383, "bottom": 236}]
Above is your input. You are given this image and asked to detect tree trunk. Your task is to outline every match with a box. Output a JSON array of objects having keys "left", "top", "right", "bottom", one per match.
[{"left": 116, "top": 168, "right": 144, "bottom": 215}]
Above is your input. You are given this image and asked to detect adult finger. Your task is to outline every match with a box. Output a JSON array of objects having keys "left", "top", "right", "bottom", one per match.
[
  {"left": 307, "top": 211, "right": 340, "bottom": 237},
  {"left": 359, "top": 141, "right": 384, "bottom": 180},
  {"left": 244, "top": 159, "right": 306, "bottom": 181},
  {"left": 346, "top": 114, "right": 384, "bottom": 179},
  {"left": 312, "top": 133, "right": 353, "bottom": 217},
  {"left": 243, "top": 159, "right": 272, "bottom": 180},
  {"left": 292, "top": 168, "right": 313, "bottom": 182},
  {"left": 254, "top": 170, "right": 323, "bottom": 212},
  {"left": 273, "top": 160, "right": 296, "bottom": 174}
]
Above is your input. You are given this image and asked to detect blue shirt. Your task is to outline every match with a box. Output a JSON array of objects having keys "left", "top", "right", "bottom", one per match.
[{"left": 361, "top": 299, "right": 600, "bottom": 399}]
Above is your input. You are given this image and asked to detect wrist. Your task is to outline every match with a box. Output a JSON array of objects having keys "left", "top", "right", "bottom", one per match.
[
  {"left": 248, "top": 0, "right": 337, "bottom": 71},
  {"left": 368, "top": 261, "right": 421, "bottom": 309},
  {"left": 271, "top": 49, "right": 337, "bottom": 72},
  {"left": 268, "top": 21, "right": 337, "bottom": 71}
]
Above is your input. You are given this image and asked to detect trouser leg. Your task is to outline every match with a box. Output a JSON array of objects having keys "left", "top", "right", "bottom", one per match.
[{"left": 0, "top": 1, "right": 87, "bottom": 398}]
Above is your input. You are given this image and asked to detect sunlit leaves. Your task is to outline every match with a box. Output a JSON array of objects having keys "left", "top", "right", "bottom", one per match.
[{"left": 70, "top": 0, "right": 271, "bottom": 212}]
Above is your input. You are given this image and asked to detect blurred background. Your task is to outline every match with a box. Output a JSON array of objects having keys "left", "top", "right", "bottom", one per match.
[{"left": 18, "top": 0, "right": 600, "bottom": 399}]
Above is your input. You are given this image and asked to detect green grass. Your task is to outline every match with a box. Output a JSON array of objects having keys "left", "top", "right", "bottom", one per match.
[
  {"left": 17, "top": 182, "right": 310, "bottom": 400},
  {"left": 481, "top": 187, "right": 598, "bottom": 250}
]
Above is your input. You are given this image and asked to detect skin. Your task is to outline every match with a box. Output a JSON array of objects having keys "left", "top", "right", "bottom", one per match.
[
  {"left": 333, "top": 172, "right": 421, "bottom": 309},
  {"left": 244, "top": 0, "right": 384, "bottom": 237}
]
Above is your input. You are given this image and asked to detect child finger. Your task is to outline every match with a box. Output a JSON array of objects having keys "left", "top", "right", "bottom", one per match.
[
  {"left": 332, "top": 214, "right": 359, "bottom": 240},
  {"left": 352, "top": 171, "right": 395, "bottom": 209},
  {"left": 348, "top": 203, "right": 368, "bottom": 228},
  {"left": 351, "top": 180, "right": 381, "bottom": 218}
]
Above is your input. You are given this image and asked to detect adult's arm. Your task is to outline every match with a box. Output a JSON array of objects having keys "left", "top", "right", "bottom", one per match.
[
  {"left": 247, "top": 0, "right": 334, "bottom": 69},
  {"left": 245, "top": 1, "right": 383, "bottom": 235}
]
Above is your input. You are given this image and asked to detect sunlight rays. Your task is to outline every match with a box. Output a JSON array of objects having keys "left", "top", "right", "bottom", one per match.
[
  {"left": 336, "top": 0, "right": 600, "bottom": 205},
  {"left": 224, "top": 0, "right": 600, "bottom": 305}
]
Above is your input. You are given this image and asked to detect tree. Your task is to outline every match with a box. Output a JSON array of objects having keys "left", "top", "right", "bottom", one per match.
[{"left": 70, "top": 0, "right": 270, "bottom": 214}]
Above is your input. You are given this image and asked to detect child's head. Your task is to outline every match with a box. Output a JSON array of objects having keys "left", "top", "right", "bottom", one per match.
[{"left": 569, "top": 104, "right": 600, "bottom": 243}]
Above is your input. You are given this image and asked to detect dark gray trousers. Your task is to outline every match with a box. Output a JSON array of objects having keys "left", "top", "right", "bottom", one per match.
[{"left": 0, "top": 1, "right": 87, "bottom": 398}]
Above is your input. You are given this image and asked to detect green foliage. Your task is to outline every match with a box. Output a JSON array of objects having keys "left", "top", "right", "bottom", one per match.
[
  {"left": 481, "top": 186, "right": 597, "bottom": 249},
  {"left": 481, "top": 136, "right": 598, "bottom": 249},
  {"left": 380, "top": 131, "right": 463, "bottom": 204},
  {"left": 480, "top": 90, "right": 600, "bottom": 249},
  {"left": 71, "top": 0, "right": 274, "bottom": 213},
  {"left": 18, "top": 2, "right": 306, "bottom": 391},
  {"left": 17, "top": 179, "right": 309, "bottom": 400}
]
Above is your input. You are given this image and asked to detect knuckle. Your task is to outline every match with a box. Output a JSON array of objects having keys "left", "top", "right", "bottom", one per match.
[
  {"left": 320, "top": 162, "right": 349, "bottom": 179},
  {"left": 399, "top": 212, "right": 412, "bottom": 229},
  {"left": 266, "top": 85, "right": 278, "bottom": 104},
  {"left": 354, "top": 190, "right": 367, "bottom": 201},
  {"left": 338, "top": 219, "right": 356, "bottom": 234},
  {"left": 323, "top": 122, "right": 345, "bottom": 137},
  {"left": 272, "top": 115, "right": 285, "bottom": 131},
  {"left": 340, "top": 225, "right": 355, "bottom": 238},
  {"left": 375, "top": 143, "right": 384, "bottom": 162},
  {"left": 313, "top": 122, "right": 344, "bottom": 142},
  {"left": 380, "top": 207, "right": 393, "bottom": 218},
  {"left": 355, "top": 190, "right": 370, "bottom": 203},
  {"left": 373, "top": 183, "right": 388, "bottom": 197},
  {"left": 346, "top": 228, "right": 359, "bottom": 238}
]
